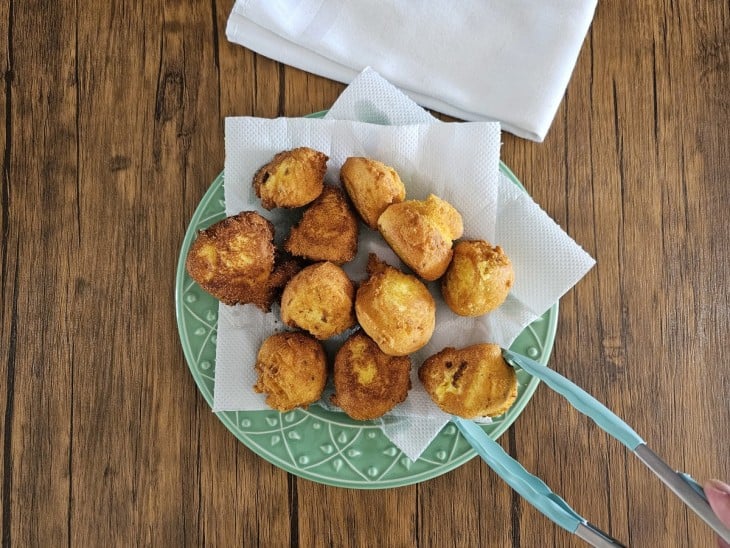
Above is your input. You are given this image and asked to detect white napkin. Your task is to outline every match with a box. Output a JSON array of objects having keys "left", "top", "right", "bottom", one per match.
[
  {"left": 212, "top": 70, "right": 595, "bottom": 461},
  {"left": 226, "top": 0, "right": 597, "bottom": 142}
]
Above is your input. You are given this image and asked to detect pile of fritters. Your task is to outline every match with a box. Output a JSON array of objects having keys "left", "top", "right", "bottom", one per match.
[{"left": 186, "top": 147, "right": 518, "bottom": 420}]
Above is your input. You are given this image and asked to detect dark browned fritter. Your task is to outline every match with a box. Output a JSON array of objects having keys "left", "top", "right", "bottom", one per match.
[
  {"left": 284, "top": 185, "right": 359, "bottom": 264},
  {"left": 331, "top": 331, "right": 411, "bottom": 420},
  {"left": 185, "top": 211, "right": 299, "bottom": 311}
]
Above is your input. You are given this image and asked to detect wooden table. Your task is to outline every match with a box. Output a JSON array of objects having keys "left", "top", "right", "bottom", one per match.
[{"left": 2, "top": 2, "right": 728, "bottom": 546}]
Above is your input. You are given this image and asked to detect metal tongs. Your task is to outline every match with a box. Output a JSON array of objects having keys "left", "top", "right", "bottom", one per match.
[{"left": 453, "top": 349, "right": 730, "bottom": 547}]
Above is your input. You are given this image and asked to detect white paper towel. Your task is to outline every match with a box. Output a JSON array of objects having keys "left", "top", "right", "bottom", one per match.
[{"left": 212, "top": 70, "right": 595, "bottom": 460}]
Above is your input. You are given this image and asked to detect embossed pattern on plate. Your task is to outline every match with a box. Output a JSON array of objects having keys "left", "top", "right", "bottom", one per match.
[{"left": 175, "top": 165, "right": 558, "bottom": 489}]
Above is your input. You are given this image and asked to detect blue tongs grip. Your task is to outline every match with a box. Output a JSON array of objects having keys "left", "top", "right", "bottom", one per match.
[
  {"left": 502, "top": 350, "right": 644, "bottom": 451},
  {"left": 454, "top": 417, "right": 625, "bottom": 546},
  {"left": 494, "top": 350, "right": 730, "bottom": 544}
]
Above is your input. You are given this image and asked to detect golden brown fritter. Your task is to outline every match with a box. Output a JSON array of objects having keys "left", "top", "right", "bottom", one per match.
[
  {"left": 355, "top": 255, "right": 435, "bottom": 356},
  {"left": 185, "top": 211, "right": 299, "bottom": 311},
  {"left": 280, "top": 262, "right": 356, "bottom": 340},
  {"left": 331, "top": 331, "right": 412, "bottom": 420},
  {"left": 377, "top": 194, "right": 463, "bottom": 281},
  {"left": 340, "top": 157, "right": 406, "bottom": 229},
  {"left": 253, "top": 147, "right": 328, "bottom": 209},
  {"left": 442, "top": 240, "right": 514, "bottom": 316},
  {"left": 419, "top": 343, "right": 518, "bottom": 418},
  {"left": 253, "top": 331, "right": 327, "bottom": 411},
  {"left": 284, "top": 185, "right": 359, "bottom": 264}
]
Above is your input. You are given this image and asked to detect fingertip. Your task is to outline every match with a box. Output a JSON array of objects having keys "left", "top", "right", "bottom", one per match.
[
  {"left": 706, "top": 479, "right": 730, "bottom": 496},
  {"left": 705, "top": 479, "right": 730, "bottom": 538}
]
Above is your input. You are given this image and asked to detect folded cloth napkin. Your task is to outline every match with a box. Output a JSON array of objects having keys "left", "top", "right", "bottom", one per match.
[
  {"left": 226, "top": 0, "right": 598, "bottom": 142},
  {"left": 212, "top": 69, "right": 596, "bottom": 460}
]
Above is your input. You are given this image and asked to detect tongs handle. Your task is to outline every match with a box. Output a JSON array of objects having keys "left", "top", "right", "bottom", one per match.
[
  {"left": 454, "top": 417, "right": 625, "bottom": 547},
  {"left": 633, "top": 445, "right": 730, "bottom": 543},
  {"left": 502, "top": 350, "right": 644, "bottom": 450},
  {"left": 502, "top": 350, "right": 730, "bottom": 544}
]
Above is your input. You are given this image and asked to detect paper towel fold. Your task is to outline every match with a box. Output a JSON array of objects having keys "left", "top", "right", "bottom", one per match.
[{"left": 212, "top": 70, "right": 595, "bottom": 460}]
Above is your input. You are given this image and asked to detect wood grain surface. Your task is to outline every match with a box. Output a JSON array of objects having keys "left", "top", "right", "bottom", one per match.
[{"left": 1, "top": 1, "right": 728, "bottom": 546}]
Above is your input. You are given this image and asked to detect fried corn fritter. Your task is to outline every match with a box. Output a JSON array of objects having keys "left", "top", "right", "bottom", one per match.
[
  {"left": 185, "top": 211, "right": 299, "bottom": 311},
  {"left": 253, "top": 147, "right": 328, "bottom": 209},
  {"left": 377, "top": 194, "right": 463, "bottom": 281},
  {"left": 331, "top": 331, "right": 411, "bottom": 420},
  {"left": 253, "top": 332, "right": 327, "bottom": 411},
  {"left": 284, "top": 185, "right": 359, "bottom": 264},
  {"left": 442, "top": 240, "right": 514, "bottom": 316},
  {"left": 419, "top": 343, "right": 518, "bottom": 418},
  {"left": 340, "top": 157, "right": 406, "bottom": 229},
  {"left": 280, "top": 262, "right": 356, "bottom": 340},
  {"left": 355, "top": 254, "right": 435, "bottom": 356}
]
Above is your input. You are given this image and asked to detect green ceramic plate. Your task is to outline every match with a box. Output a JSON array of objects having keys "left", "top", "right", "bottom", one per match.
[{"left": 175, "top": 162, "right": 558, "bottom": 489}]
